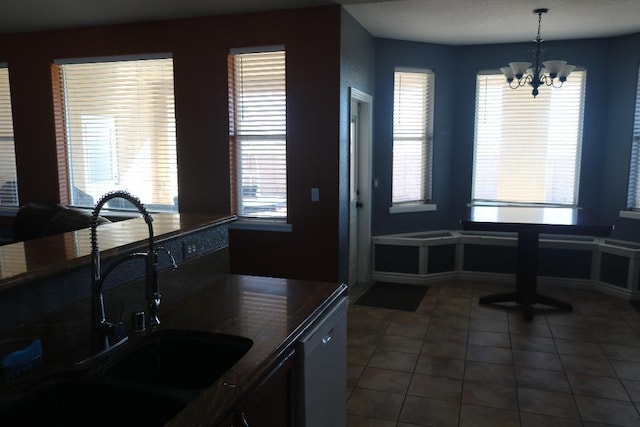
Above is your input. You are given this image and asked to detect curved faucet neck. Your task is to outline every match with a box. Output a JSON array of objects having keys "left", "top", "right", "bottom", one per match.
[
  {"left": 91, "top": 190, "right": 154, "bottom": 255},
  {"left": 90, "top": 190, "right": 156, "bottom": 351}
]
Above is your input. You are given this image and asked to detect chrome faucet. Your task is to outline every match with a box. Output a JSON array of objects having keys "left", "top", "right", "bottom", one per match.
[{"left": 90, "top": 190, "right": 177, "bottom": 351}]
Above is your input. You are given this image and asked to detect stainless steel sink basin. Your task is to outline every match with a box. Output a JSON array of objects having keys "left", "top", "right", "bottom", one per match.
[
  {"left": 105, "top": 329, "right": 253, "bottom": 390},
  {"left": 0, "top": 376, "right": 185, "bottom": 426}
]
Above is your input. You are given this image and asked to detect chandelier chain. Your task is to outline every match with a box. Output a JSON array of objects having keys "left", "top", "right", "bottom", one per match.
[{"left": 537, "top": 11, "right": 543, "bottom": 41}]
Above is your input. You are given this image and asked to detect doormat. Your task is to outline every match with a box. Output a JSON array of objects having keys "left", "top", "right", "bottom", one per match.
[{"left": 355, "top": 282, "right": 428, "bottom": 312}]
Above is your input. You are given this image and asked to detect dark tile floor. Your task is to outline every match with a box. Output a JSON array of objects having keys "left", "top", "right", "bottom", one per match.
[{"left": 346, "top": 280, "right": 640, "bottom": 427}]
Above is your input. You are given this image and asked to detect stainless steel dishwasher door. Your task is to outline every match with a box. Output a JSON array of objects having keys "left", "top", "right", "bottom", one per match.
[{"left": 297, "top": 296, "right": 348, "bottom": 427}]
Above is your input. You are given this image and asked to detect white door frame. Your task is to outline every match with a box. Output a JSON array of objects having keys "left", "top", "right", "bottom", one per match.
[{"left": 349, "top": 87, "right": 373, "bottom": 287}]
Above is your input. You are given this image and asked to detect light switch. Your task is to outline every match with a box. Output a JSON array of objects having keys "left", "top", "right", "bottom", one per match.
[{"left": 311, "top": 187, "right": 320, "bottom": 202}]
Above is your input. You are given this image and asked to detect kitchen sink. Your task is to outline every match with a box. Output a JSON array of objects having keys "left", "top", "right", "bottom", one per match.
[
  {"left": 105, "top": 329, "right": 253, "bottom": 390},
  {"left": 0, "top": 376, "right": 185, "bottom": 426},
  {"left": 0, "top": 330, "right": 252, "bottom": 425}
]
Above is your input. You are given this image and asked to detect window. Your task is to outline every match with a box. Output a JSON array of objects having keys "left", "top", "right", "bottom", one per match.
[
  {"left": 473, "top": 70, "right": 586, "bottom": 206},
  {"left": 627, "top": 66, "right": 640, "bottom": 210},
  {"left": 52, "top": 56, "right": 178, "bottom": 212},
  {"left": 0, "top": 66, "right": 18, "bottom": 207},
  {"left": 228, "top": 47, "right": 287, "bottom": 219},
  {"left": 392, "top": 69, "right": 435, "bottom": 206}
]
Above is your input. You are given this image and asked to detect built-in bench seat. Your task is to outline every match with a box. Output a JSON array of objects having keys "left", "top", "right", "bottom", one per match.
[{"left": 372, "top": 230, "right": 640, "bottom": 301}]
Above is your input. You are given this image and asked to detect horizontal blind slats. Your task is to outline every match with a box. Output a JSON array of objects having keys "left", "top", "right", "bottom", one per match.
[
  {"left": 0, "top": 68, "right": 18, "bottom": 206},
  {"left": 232, "top": 50, "right": 287, "bottom": 218},
  {"left": 60, "top": 58, "right": 178, "bottom": 211},
  {"left": 392, "top": 70, "right": 434, "bottom": 204},
  {"left": 630, "top": 66, "right": 640, "bottom": 208},
  {"left": 473, "top": 71, "right": 585, "bottom": 206}
]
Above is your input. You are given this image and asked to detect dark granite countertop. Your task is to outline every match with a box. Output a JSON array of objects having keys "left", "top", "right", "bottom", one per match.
[
  {"left": 0, "top": 252, "right": 348, "bottom": 425},
  {"left": 0, "top": 212, "right": 236, "bottom": 293}
]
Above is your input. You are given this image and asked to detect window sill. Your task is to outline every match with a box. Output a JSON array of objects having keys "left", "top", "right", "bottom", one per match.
[
  {"left": 619, "top": 210, "right": 640, "bottom": 220},
  {"left": 229, "top": 219, "right": 292, "bottom": 232},
  {"left": 0, "top": 207, "right": 18, "bottom": 217},
  {"left": 389, "top": 203, "right": 437, "bottom": 214}
]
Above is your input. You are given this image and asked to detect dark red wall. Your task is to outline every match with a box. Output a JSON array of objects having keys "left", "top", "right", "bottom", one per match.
[{"left": 0, "top": 6, "right": 343, "bottom": 282}]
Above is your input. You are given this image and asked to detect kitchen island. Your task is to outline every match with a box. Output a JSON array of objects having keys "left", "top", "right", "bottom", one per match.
[{"left": 0, "top": 213, "right": 348, "bottom": 425}]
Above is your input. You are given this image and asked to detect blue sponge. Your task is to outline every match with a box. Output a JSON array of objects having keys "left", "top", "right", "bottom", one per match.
[{"left": 1, "top": 339, "right": 42, "bottom": 382}]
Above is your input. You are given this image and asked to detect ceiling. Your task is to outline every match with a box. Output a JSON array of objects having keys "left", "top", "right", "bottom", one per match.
[{"left": 1, "top": 0, "right": 639, "bottom": 45}]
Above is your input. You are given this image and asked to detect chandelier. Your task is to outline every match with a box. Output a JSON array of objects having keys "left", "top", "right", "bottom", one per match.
[{"left": 500, "top": 8, "right": 575, "bottom": 98}]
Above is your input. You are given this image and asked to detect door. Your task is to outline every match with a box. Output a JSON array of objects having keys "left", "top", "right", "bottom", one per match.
[{"left": 348, "top": 88, "right": 372, "bottom": 288}]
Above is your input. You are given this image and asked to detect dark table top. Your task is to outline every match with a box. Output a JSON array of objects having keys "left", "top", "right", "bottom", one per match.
[{"left": 461, "top": 206, "right": 613, "bottom": 237}]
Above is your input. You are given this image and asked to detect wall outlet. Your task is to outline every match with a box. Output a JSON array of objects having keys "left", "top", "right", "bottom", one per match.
[{"left": 182, "top": 239, "right": 200, "bottom": 259}]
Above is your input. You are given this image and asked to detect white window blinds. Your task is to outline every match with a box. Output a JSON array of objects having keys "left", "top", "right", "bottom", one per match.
[
  {"left": 473, "top": 70, "right": 586, "bottom": 206},
  {"left": 392, "top": 69, "right": 434, "bottom": 205},
  {"left": 0, "top": 67, "right": 18, "bottom": 207},
  {"left": 627, "top": 66, "right": 640, "bottom": 209},
  {"left": 229, "top": 49, "right": 287, "bottom": 219},
  {"left": 54, "top": 57, "right": 178, "bottom": 212}
]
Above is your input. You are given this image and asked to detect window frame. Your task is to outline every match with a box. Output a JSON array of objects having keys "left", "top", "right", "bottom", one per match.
[
  {"left": 390, "top": 67, "right": 436, "bottom": 214},
  {"left": 623, "top": 64, "right": 640, "bottom": 218},
  {"left": 471, "top": 69, "right": 587, "bottom": 208},
  {"left": 51, "top": 54, "right": 179, "bottom": 213},
  {"left": 228, "top": 46, "right": 288, "bottom": 222},
  {"left": 0, "top": 64, "right": 19, "bottom": 208}
]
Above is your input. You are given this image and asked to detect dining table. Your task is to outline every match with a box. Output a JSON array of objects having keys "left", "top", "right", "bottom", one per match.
[{"left": 460, "top": 205, "right": 614, "bottom": 320}]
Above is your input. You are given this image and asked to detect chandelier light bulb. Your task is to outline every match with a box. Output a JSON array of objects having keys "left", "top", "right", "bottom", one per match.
[
  {"left": 558, "top": 64, "right": 576, "bottom": 82},
  {"left": 542, "top": 60, "right": 567, "bottom": 78},
  {"left": 500, "top": 67, "right": 515, "bottom": 82},
  {"left": 509, "top": 62, "right": 532, "bottom": 79}
]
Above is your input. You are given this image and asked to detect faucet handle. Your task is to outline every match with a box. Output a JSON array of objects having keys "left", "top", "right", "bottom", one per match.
[
  {"left": 101, "top": 320, "right": 126, "bottom": 342},
  {"left": 132, "top": 311, "right": 146, "bottom": 332}
]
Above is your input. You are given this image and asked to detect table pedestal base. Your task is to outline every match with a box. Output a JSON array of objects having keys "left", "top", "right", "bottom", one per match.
[
  {"left": 479, "top": 292, "right": 573, "bottom": 321},
  {"left": 464, "top": 206, "right": 612, "bottom": 321}
]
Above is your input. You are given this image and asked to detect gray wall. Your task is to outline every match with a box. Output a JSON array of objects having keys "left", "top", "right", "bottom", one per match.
[{"left": 339, "top": 9, "right": 376, "bottom": 283}]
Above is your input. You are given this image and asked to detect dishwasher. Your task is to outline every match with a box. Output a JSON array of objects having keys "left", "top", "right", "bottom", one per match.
[{"left": 296, "top": 295, "right": 348, "bottom": 427}]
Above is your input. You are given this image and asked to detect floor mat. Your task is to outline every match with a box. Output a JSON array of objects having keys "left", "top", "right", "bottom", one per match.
[{"left": 354, "top": 282, "right": 428, "bottom": 312}]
